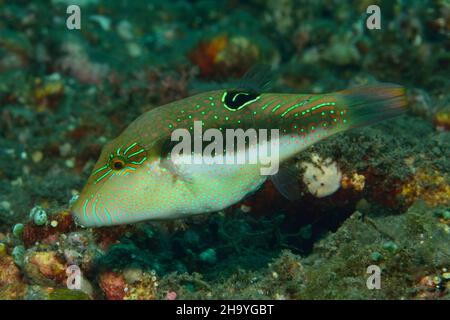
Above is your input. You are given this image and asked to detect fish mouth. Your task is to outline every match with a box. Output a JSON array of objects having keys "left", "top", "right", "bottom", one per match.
[
  {"left": 70, "top": 199, "right": 91, "bottom": 228},
  {"left": 70, "top": 194, "right": 104, "bottom": 228},
  {"left": 70, "top": 209, "right": 85, "bottom": 228}
]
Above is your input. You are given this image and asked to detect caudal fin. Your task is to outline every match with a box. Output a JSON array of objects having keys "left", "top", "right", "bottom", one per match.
[{"left": 336, "top": 83, "right": 407, "bottom": 129}]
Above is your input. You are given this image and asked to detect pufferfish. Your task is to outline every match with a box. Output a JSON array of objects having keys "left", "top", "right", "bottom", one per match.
[{"left": 71, "top": 72, "right": 407, "bottom": 227}]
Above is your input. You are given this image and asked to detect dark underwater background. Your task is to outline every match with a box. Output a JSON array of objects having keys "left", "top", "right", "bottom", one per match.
[{"left": 0, "top": 0, "right": 449, "bottom": 299}]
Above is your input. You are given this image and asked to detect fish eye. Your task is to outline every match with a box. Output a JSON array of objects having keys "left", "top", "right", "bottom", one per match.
[
  {"left": 222, "top": 90, "right": 260, "bottom": 111},
  {"left": 111, "top": 157, "right": 126, "bottom": 170},
  {"left": 91, "top": 142, "right": 147, "bottom": 184}
]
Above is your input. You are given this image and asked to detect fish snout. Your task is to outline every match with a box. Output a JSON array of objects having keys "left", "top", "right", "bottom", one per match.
[{"left": 70, "top": 197, "right": 91, "bottom": 227}]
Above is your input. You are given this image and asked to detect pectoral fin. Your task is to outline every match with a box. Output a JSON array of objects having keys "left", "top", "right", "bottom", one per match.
[{"left": 270, "top": 163, "right": 302, "bottom": 200}]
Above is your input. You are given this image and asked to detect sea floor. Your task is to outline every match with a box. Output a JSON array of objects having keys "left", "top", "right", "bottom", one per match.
[{"left": 0, "top": 0, "right": 449, "bottom": 300}]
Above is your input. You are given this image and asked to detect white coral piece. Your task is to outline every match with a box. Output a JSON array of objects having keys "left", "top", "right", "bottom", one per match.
[{"left": 301, "top": 154, "right": 342, "bottom": 198}]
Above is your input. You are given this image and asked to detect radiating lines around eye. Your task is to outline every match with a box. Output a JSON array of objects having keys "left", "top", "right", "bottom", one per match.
[
  {"left": 116, "top": 166, "right": 136, "bottom": 177},
  {"left": 123, "top": 142, "right": 137, "bottom": 156},
  {"left": 92, "top": 165, "right": 109, "bottom": 175},
  {"left": 130, "top": 157, "right": 147, "bottom": 165},
  {"left": 92, "top": 141, "right": 147, "bottom": 185},
  {"left": 126, "top": 148, "right": 145, "bottom": 159},
  {"left": 95, "top": 169, "right": 112, "bottom": 184}
]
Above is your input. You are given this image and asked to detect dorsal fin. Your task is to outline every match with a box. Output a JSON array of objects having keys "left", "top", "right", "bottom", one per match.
[
  {"left": 235, "top": 64, "right": 273, "bottom": 93},
  {"left": 190, "top": 64, "right": 273, "bottom": 94}
]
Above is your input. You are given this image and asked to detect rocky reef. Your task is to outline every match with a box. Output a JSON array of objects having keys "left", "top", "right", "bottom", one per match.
[{"left": 0, "top": 0, "right": 448, "bottom": 299}]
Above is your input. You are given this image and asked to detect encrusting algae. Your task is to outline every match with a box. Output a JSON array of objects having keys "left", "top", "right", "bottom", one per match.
[{"left": 400, "top": 169, "right": 450, "bottom": 208}]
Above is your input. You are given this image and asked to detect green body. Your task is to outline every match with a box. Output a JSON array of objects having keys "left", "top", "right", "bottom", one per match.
[{"left": 71, "top": 85, "right": 406, "bottom": 227}]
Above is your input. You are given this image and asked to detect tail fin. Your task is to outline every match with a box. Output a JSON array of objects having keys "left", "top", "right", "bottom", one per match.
[{"left": 336, "top": 83, "right": 407, "bottom": 129}]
